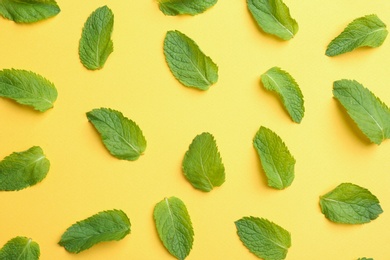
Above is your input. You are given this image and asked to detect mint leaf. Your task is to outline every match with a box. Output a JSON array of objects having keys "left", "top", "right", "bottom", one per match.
[
  {"left": 79, "top": 6, "right": 114, "bottom": 70},
  {"left": 182, "top": 132, "right": 225, "bottom": 192},
  {"left": 261, "top": 67, "right": 304, "bottom": 123},
  {"left": 320, "top": 183, "right": 383, "bottom": 224},
  {"left": 326, "top": 14, "right": 388, "bottom": 57},
  {"left": 157, "top": 0, "right": 217, "bottom": 16},
  {"left": 0, "top": 146, "right": 50, "bottom": 191},
  {"left": 0, "top": 0, "right": 60, "bottom": 23},
  {"left": 333, "top": 79, "right": 390, "bottom": 145},
  {"left": 59, "top": 209, "right": 131, "bottom": 253},
  {"left": 0, "top": 69, "right": 57, "bottom": 112},
  {"left": 235, "top": 217, "right": 291, "bottom": 260},
  {"left": 247, "top": 0, "right": 298, "bottom": 40},
  {"left": 253, "top": 126, "right": 295, "bottom": 189},
  {"left": 153, "top": 197, "right": 194, "bottom": 260},
  {"left": 86, "top": 108, "right": 147, "bottom": 161},
  {"left": 164, "top": 30, "right": 218, "bottom": 90},
  {"left": 0, "top": 236, "right": 40, "bottom": 260},
  {"left": 358, "top": 258, "right": 373, "bottom": 260}
]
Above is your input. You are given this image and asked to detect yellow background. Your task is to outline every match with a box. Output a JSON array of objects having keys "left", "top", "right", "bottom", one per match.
[{"left": 0, "top": 0, "right": 389, "bottom": 259}]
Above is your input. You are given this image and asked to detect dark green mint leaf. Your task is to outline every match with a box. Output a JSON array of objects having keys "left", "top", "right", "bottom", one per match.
[
  {"left": 235, "top": 217, "right": 291, "bottom": 260},
  {"left": 0, "top": 236, "right": 40, "bottom": 260},
  {"left": 253, "top": 126, "right": 295, "bottom": 189},
  {"left": 182, "top": 132, "right": 225, "bottom": 192},
  {"left": 0, "top": 146, "right": 50, "bottom": 191},
  {"left": 86, "top": 108, "right": 147, "bottom": 161},
  {"left": 333, "top": 79, "right": 390, "bottom": 145},
  {"left": 164, "top": 30, "right": 218, "bottom": 90},
  {"left": 261, "top": 67, "right": 304, "bottom": 123},
  {"left": 0, "top": 69, "right": 57, "bottom": 112},
  {"left": 79, "top": 6, "right": 114, "bottom": 70},
  {"left": 0, "top": 0, "right": 60, "bottom": 23},
  {"left": 154, "top": 197, "right": 194, "bottom": 260},
  {"left": 326, "top": 14, "right": 388, "bottom": 56},
  {"left": 157, "top": 0, "right": 217, "bottom": 16},
  {"left": 59, "top": 209, "right": 131, "bottom": 253},
  {"left": 320, "top": 183, "right": 383, "bottom": 224},
  {"left": 247, "top": 0, "right": 298, "bottom": 40}
]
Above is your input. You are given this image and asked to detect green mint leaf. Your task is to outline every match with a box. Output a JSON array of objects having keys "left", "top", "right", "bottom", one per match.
[
  {"left": 326, "top": 14, "right": 388, "bottom": 57},
  {"left": 157, "top": 0, "right": 217, "bottom": 16},
  {"left": 0, "top": 146, "right": 50, "bottom": 191},
  {"left": 253, "top": 126, "right": 295, "bottom": 189},
  {"left": 235, "top": 217, "right": 291, "bottom": 260},
  {"left": 0, "top": 236, "right": 40, "bottom": 260},
  {"left": 320, "top": 183, "right": 383, "bottom": 224},
  {"left": 333, "top": 79, "right": 390, "bottom": 145},
  {"left": 59, "top": 209, "right": 131, "bottom": 253},
  {"left": 358, "top": 258, "right": 374, "bottom": 260},
  {"left": 86, "top": 108, "right": 147, "bottom": 161},
  {"left": 0, "top": 69, "right": 57, "bottom": 112},
  {"left": 0, "top": 0, "right": 60, "bottom": 23},
  {"left": 164, "top": 30, "right": 218, "bottom": 90},
  {"left": 182, "top": 132, "right": 225, "bottom": 192},
  {"left": 260, "top": 67, "right": 304, "bottom": 123},
  {"left": 79, "top": 5, "right": 114, "bottom": 70},
  {"left": 247, "top": 0, "right": 298, "bottom": 40},
  {"left": 153, "top": 197, "right": 194, "bottom": 260}
]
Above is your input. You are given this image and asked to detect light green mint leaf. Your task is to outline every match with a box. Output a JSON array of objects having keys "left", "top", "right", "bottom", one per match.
[
  {"left": 260, "top": 67, "right": 304, "bottom": 123},
  {"left": 326, "top": 14, "right": 388, "bottom": 57},
  {"left": 0, "top": 236, "right": 40, "bottom": 260},
  {"left": 182, "top": 132, "right": 225, "bottom": 192},
  {"left": 358, "top": 258, "right": 374, "bottom": 260},
  {"left": 253, "top": 126, "right": 295, "bottom": 189},
  {"left": 0, "top": 0, "right": 60, "bottom": 23},
  {"left": 0, "top": 146, "right": 50, "bottom": 191},
  {"left": 59, "top": 209, "right": 131, "bottom": 253},
  {"left": 333, "top": 79, "right": 390, "bottom": 145},
  {"left": 320, "top": 183, "right": 383, "bottom": 224},
  {"left": 247, "top": 0, "right": 298, "bottom": 40},
  {"left": 79, "top": 6, "right": 114, "bottom": 70},
  {"left": 0, "top": 69, "right": 57, "bottom": 112},
  {"left": 157, "top": 0, "right": 217, "bottom": 16},
  {"left": 86, "top": 108, "right": 147, "bottom": 161},
  {"left": 153, "top": 197, "right": 194, "bottom": 260},
  {"left": 235, "top": 216, "right": 291, "bottom": 260},
  {"left": 164, "top": 30, "right": 218, "bottom": 90}
]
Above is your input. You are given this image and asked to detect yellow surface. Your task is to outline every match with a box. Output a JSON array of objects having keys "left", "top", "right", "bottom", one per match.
[{"left": 0, "top": 1, "right": 389, "bottom": 259}]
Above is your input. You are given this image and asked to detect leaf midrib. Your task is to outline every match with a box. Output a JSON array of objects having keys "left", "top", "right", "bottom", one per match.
[
  {"left": 0, "top": 81, "right": 53, "bottom": 106},
  {"left": 17, "top": 238, "right": 32, "bottom": 260}
]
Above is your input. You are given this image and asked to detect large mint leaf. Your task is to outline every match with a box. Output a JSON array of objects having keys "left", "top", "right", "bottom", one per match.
[
  {"left": 247, "top": 0, "right": 298, "bottom": 40},
  {"left": 320, "top": 183, "right": 383, "bottom": 224},
  {"left": 0, "top": 146, "right": 50, "bottom": 191},
  {"left": 0, "top": 0, "right": 60, "bottom": 23},
  {"left": 326, "top": 14, "right": 388, "bottom": 56},
  {"left": 182, "top": 132, "right": 225, "bottom": 192},
  {"left": 164, "top": 30, "right": 218, "bottom": 90},
  {"left": 261, "top": 67, "right": 304, "bottom": 123},
  {"left": 235, "top": 217, "right": 291, "bottom": 260},
  {"left": 0, "top": 236, "right": 40, "bottom": 260},
  {"left": 157, "top": 0, "right": 217, "bottom": 16},
  {"left": 333, "top": 79, "right": 390, "bottom": 145},
  {"left": 253, "top": 126, "right": 295, "bottom": 189},
  {"left": 0, "top": 69, "right": 57, "bottom": 112},
  {"left": 79, "top": 6, "right": 114, "bottom": 70},
  {"left": 153, "top": 197, "right": 194, "bottom": 260},
  {"left": 86, "top": 108, "right": 147, "bottom": 161},
  {"left": 59, "top": 209, "right": 131, "bottom": 253}
]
